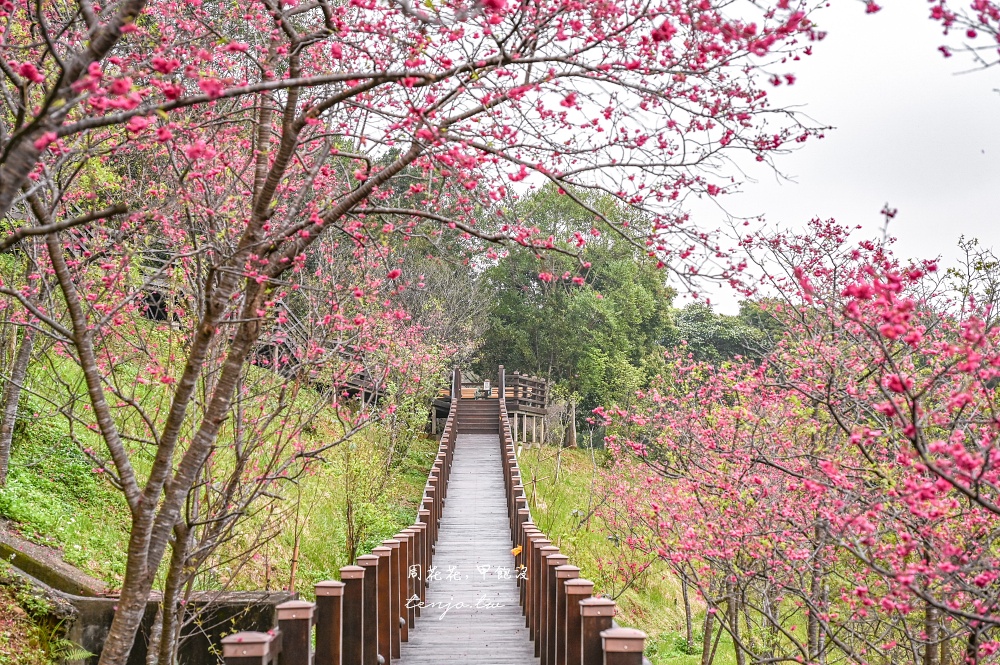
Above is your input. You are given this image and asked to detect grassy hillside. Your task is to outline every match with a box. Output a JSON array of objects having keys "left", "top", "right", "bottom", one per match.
[
  {"left": 0, "top": 362, "right": 438, "bottom": 593},
  {"left": 518, "top": 446, "right": 738, "bottom": 665}
]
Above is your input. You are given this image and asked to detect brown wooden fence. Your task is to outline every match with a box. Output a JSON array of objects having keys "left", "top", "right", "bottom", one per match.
[
  {"left": 497, "top": 365, "right": 650, "bottom": 665},
  {"left": 211, "top": 366, "right": 650, "bottom": 665}
]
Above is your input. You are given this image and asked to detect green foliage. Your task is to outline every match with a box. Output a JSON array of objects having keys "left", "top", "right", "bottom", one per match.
[
  {"left": 0, "top": 393, "right": 131, "bottom": 585},
  {"left": 519, "top": 447, "right": 739, "bottom": 664},
  {"left": 0, "top": 565, "right": 91, "bottom": 665},
  {"left": 476, "top": 184, "right": 676, "bottom": 417},
  {"left": 668, "top": 301, "right": 777, "bottom": 363}
]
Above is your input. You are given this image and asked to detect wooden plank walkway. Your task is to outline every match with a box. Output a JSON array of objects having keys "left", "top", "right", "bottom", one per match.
[{"left": 398, "top": 433, "right": 538, "bottom": 664}]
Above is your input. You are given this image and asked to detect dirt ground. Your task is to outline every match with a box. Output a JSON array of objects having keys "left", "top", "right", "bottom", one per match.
[{"left": 0, "top": 586, "right": 49, "bottom": 665}]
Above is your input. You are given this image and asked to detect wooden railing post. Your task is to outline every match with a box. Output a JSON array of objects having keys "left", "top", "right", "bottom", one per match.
[
  {"left": 381, "top": 539, "right": 402, "bottom": 658},
  {"left": 411, "top": 522, "right": 428, "bottom": 606},
  {"left": 521, "top": 526, "right": 541, "bottom": 610},
  {"left": 357, "top": 554, "right": 380, "bottom": 665},
  {"left": 315, "top": 581, "right": 344, "bottom": 665},
  {"left": 579, "top": 597, "right": 616, "bottom": 665},
  {"left": 417, "top": 508, "right": 432, "bottom": 563},
  {"left": 564, "top": 579, "right": 594, "bottom": 665},
  {"left": 400, "top": 526, "right": 421, "bottom": 620},
  {"left": 276, "top": 600, "right": 314, "bottom": 665},
  {"left": 392, "top": 533, "right": 410, "bottom": 641},
  {"left": 515, "top": 508, "right": 530, "bottom": 576},
  {"left": 372, "top": 545, "right": 393, "bottom": 663},
  {"left": 222, "top": 632, "right": 277, "bottom": 665},
  {"left": 536, "top": 544, "right": 560, "bottom": 658},
  {"left": 340, "top": 565, "right": 366, "bottom": 665},
  {"left": 554, "top": 565, "right": 580, "bottom": 665},
  {"left": 601, "top": 628, "right": 647, "bottom": 665},
  {"left": 544, "top": 552, "right": 569, "bottom": 665},
  {"left": 514, "top": 500, "right": 528, "bottom": 545},
  {"left": 530, "top": 538, "right": 553, "bottom": 639}
]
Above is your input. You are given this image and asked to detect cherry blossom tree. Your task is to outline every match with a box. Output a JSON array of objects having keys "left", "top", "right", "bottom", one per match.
[
  {"left": 0, "top": 0, "right": 835, "bottom": 661},
  {"left": 599, "top": 222, "right": 1000, "bottom": 664},
  {"left": 927, "top": 0, "right": 1000, "bottom": 67}
]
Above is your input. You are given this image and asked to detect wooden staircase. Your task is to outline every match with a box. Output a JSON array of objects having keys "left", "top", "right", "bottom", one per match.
[{"left": 457, "top": 398, "right": 500, "bottom": 434}]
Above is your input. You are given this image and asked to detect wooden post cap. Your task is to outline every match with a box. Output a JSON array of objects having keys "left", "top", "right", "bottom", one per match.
[
  {"left": 555, "top": 565, "right": 580, "bottom": 579},
  {"left": 601, "top": 628, "right": 647, "bottom": 652},
  {"left": 222, "top": 632, "right": 275, "bottom": 659},
  {"left": 546, "top": 553, "right": 569, "bottom": 567},
  {"left": 358, "top": 554, "right": 380, "bottom": 567},
  {"left": 565, "top": 579, "right": 595, "bottom": 594},
  {"left": 315, "top": 580, "right": 346, "bottom": 596},
  {"left": 517, "top": 508, "right": 531, "bottom": 515},
  {"left": 276, "top": 600, "right": 315, "bottom": 621},
  {"left": 580, "top": 597, "right": 616, "bottom": 616},
  {"left": 372, "top": 546, "right": 392, "bottom": 556},
  {"left": 382, "top": 539, "right": 400, "bottom": 548},
  {"left": 340, "top": 565, "right": 365, "bottom": 580}
]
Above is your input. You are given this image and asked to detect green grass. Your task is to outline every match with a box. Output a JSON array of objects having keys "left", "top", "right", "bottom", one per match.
[
  {"left": 0, "top": 361, "right": 439, "bottom": 593},
  {"left": 518, "top": 446, "right": 737, "bottom": 665},
  {"left": 244, "top": 431, "right": 440, "bottom": 595},
  {"left": 0, "top": 392, "right": 131, "bottom": 585}
]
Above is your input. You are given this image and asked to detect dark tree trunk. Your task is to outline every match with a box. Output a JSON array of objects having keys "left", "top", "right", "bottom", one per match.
[
  {"left": 0, "top": 326, "right": 34, "bottom": 484},
  {"left": 729, "top": 582, "right": 746, "bottom": 665},
  {"left": 681, "top": 575, "right": 693, "bottom": 653},
  {"left": 700, "top": 609, "right": 716, "bottom": 665},
  {"left": 924, "top": 601, "right": 940, "bottom": 665}
]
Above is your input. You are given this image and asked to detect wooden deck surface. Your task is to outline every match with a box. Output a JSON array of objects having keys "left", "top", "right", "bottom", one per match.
[{"left": 397, "top": 433, "right": 538, "bottom": 664}]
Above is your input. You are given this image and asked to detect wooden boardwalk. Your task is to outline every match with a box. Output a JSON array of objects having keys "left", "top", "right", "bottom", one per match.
[{"left": 397, "top": 433, "right": 539, "bottom": 665}]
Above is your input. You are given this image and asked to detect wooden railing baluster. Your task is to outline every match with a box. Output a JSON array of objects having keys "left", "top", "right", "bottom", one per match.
[
  {"left": 314, "top": 581, "right": 345, "bottom": 665},
  {"left": 222, "top": 632, "right": 278, "bottom": 665},
  {"left": 600, "top": 628, "right": 647, "bottom": 665},
  {"left": 276, "top": 600, "right": 314, "bottom": 665},
  {"left": 357, "top": 554, "right": 380, "bottom": 665},
  {"left": 341, "top": 566, "right": 366, "bottom": 665},
  {"left": 545, "top": 552, "right": 570, "bottom": 665},
  {"left": 580, "top": 597, "right": 616, "bottom": 665},
  {"left": 564, "top": 579, "right": 594, "bottom": 665}
]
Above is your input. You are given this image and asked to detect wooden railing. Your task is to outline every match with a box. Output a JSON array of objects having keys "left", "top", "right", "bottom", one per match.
[
  {"left": 219, "top": 383, "right": 459, "bottom": 665},
  {"left": 433, "top": 367, "right": 549, "bottom": 411},
  {"left": 497, "top": 368, "right": 650, "bottom": 665},
  {"left": 505, "top": 371, "right": 547, "bottom": 412}
]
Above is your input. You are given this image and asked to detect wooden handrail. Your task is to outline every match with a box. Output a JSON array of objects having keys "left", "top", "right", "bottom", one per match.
[
  {"left": 224, "top": 393, "right": 459, "bottom": 665},
  {"left": 217, "top": 366, "right": 647, "bottom": 665},
  {"left": 496, "top": 373, "right": 651, "bottom": 665}
]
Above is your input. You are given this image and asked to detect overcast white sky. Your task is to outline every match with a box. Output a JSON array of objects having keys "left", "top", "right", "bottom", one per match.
[{"left": 684, "top": 1, "right": 1000, "bottom": 313}]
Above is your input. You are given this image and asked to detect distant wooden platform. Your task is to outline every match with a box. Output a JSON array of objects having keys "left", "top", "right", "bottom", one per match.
[{"left": 397, "top": 433, "right": 539, "bottom": 665}]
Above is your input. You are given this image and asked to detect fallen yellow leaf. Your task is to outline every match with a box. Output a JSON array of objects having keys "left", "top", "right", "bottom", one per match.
[{"left": 511, "top": 545, "right": 522, "bottom": 556}]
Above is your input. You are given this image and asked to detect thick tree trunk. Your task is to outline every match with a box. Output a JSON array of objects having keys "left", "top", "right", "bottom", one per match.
[
  {"left": 681, "top": 575, "right": 694, "bottom": 653},
  {"left": 155, "top": 526, "right": 191, "bottom": 665},
  {"left": 728, "top": 582, "right": 746, "bottom": 665},
  {"left": 0, "top": 326, "right": 34, "bottom": 484},
  {"left": 924, "top": 602, "right": 940, "bottom": 665},
  {"left": 700, "top": 609, "right": 716, "bottom": 665}
]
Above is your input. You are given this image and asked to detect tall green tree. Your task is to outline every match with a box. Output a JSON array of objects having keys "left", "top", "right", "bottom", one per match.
[{"left": 476, "top": 185, "right": 675, "bottom": 416}]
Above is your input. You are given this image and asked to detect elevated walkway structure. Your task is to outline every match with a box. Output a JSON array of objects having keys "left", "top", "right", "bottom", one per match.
[{"left": 211, "top": 367, "right": 651, "bottom": 665}]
